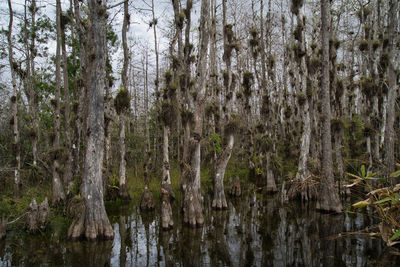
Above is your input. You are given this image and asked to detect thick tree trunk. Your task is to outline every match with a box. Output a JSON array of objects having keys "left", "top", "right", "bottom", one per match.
[
  {"left": 7, "top": 0, "right": 21, "bottom": 198},
  {"left": 289, "top": 9, "right": 314, "bottom": 201},
  {"left": 72, "top": 0, "right": 88, "bottom": 181},
  {"left": 52, "top": 0, "right": 66, "bottom": 205},
  {"left": 316, "top": 0, "right": 342, "bottom": 213},
  {"left": 383, "top": 0, "right": 398, "bottom": 179},
  {"left": 182, "top": 0, "right": 209, "bottom": 227},
  {"left": 68, "top": 0, "right": 114, "bottom": 240},
  {"left": 180, "top": 0, "right": 193, "bottom": 211}
]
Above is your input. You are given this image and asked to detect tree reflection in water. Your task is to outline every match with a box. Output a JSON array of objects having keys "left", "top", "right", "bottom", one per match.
[{"left": 1, "top": 183, "right": 399, "bottom": 266}]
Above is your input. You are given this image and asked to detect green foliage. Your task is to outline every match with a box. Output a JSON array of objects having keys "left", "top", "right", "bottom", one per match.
[
  {"left": 249, "top": 38, "right": 259, "bottom": 47},
  {"left": 308, "top": 56, "right": 321, "bottom": 75},
  {"left": 350, "top": 165, "right": 400, "bottom": 245},
  {"left": 225, "top": 114, "right": 240, "bottom": 136},
  {"left": 242, "top": 72, "right": 253, "bottom": 97},
  {"left": 210, "top": 133, "right": 222, "bottom": 152},
  {"left": 164, "top": 70, "right": 172, "bottom": 84},
  {"left": 249, "top": 28, "right": 258, "bottom": 39},
  {"left": 360, "top": 76, "right": 375, "bottom": 97},
  {"left": 293, "top": 22, "right": 303, "bottom": 41},
  {"left": 379, "top": 51, "right": 389, "bottom": 69},
  {"left": 358, "top": 40, "right": 368, "bottom": 52},
  {"left": 106, "top": 25, "right": 118, "bottom": 46},
  {"left": 205, "top": 103, "right": 218, "bottom": 118},
  {"left": 0, "top": 182, "right": 51, "bottom": 229},
  {"left": 296, "top": 92, "right": 306, "bottom": 106},
  {"left": 292, "top": 43, "right": 306, "bottom": 59},
  {"left": 372, "top": 39, "right": 380, "bottom": 51},
  {"left": 114, "top": 87, "right": 130, "bottom": 114},
  {"left": 160, "top": 101, "right": 174, "bottom": 126},
  {"left": 331, "top": 117, "right": 344, "bottom": 133}
]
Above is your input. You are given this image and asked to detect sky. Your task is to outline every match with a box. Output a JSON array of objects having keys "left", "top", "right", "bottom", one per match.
[{"left": 0, "top": 0, "right": 183, "bottom": 109}]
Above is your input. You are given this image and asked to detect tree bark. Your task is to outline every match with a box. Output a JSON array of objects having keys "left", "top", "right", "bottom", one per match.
[
  {"left": 212, "top": 0, "right": 233, "bottom": 210},
  {"left": 61, "top": 2, "right": 73, "bottom": 187},
  {"left": 118, "top": 114, "right": 130, "bottom": 199},
  {"left": 27, "top": 0, "right": 39, "bottom": 167},
  {"left": 72, "top": 0, "right": 88, "bottom": 181},
  {"left": 118, "top": 0, "right": 130, "bottom": 200},
  {"left": 7, "top": 0, "right": 21, "bottom": 198},
  {"left": 383, "top": 0, "right": 398, "bottom": 179},
  {"left": 68, "top": 0, "right": 114, "bottom": 240},
  {"left": 182, "top": 0, "right": 209, "bottom": 227},
  {"left": 289, "top": 4, "right": 313, "bottom": 201},
  {"left": 52, "top": 0, "right": 66, "bottom": 205},
  {"left": 316, "top": 0, "right": 342, "bottom": 213}
]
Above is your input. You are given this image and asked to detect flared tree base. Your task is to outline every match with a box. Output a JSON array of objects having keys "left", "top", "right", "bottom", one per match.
[
  {"left": 183, "top": 186, "right": 204, "bottom": 228},
  {"left": 161, "top": 188, "right": 174, "bottom": 230},
  {"left": 316, "top": 181, "right": 342, "bottom": 213},
  {"left": 68, "top": 206, "right": 114, "bottom": 241}
]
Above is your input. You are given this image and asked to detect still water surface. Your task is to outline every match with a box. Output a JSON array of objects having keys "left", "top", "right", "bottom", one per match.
[{"left": 1, "top": 183, "right": 399, "bottom": 266}]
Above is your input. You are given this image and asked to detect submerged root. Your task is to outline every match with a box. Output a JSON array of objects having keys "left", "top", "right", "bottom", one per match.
[
  {"left": 140, "top": 188, "right": 155, "bottom": 211},
  {"left": 287, "top": 175, "right": 318, "bottom": 202}
]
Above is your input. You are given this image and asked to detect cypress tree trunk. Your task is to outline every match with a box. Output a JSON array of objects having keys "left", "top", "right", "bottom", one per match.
[
  {"left": 118, "top": 0, "right": 130, "bottom": 200},
  {"left": 182, "top": 0, "right": 209, "bottom": 227},
  {"left": 161, "top": 125, "right": 174, "bottom": 229},
  {"left": 316, "top": 0, "right": 342, "bottom": 213},
  {"left": 52, "top": 0, "right": 66, "bottom": 205},
  {"left": 61, "top": 3, "right": 73, "bottom": 187},
  {"left": 118, "top": 113, "right": 130, "bottom": 199},
  {"left": 28, "top": 0, "right": 39, "bottom": 168},
  {"left": 180, "top": 0, "right": 193, "bottom": 211},
  {"left": 383, "top": 0, "right": 398, "bottom": 179},
  {"left": 72, "top": 0, "right": 88, "bottom": 181},
  {"left": 7, "top": 0, "right": 21, "bottom": 198},
  {"left": 68, "top": 0, "right": 114, "bottom": 240},
  {"left": 288, "top": 2, "right": 313, "bottom": 201},
  {"left": 212, "top": 0, "right": 233, "bottom": 210}
]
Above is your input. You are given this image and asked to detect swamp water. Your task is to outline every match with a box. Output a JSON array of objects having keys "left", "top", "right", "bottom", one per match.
[{"left": 1, "top": 183, "right": 399, "bottom": 266}]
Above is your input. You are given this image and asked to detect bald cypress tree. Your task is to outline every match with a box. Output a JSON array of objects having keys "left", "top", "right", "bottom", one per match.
[
  {"left": 68, "top": 0, "right": 114, "bottom": 240},
  {"left": 316, "top": 0, "right": 342, "bottom": 213}
]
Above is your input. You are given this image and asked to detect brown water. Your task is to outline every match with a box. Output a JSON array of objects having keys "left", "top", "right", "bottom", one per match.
[{"left": 1, "top": 183, "right": 399, "bottom": 266}]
